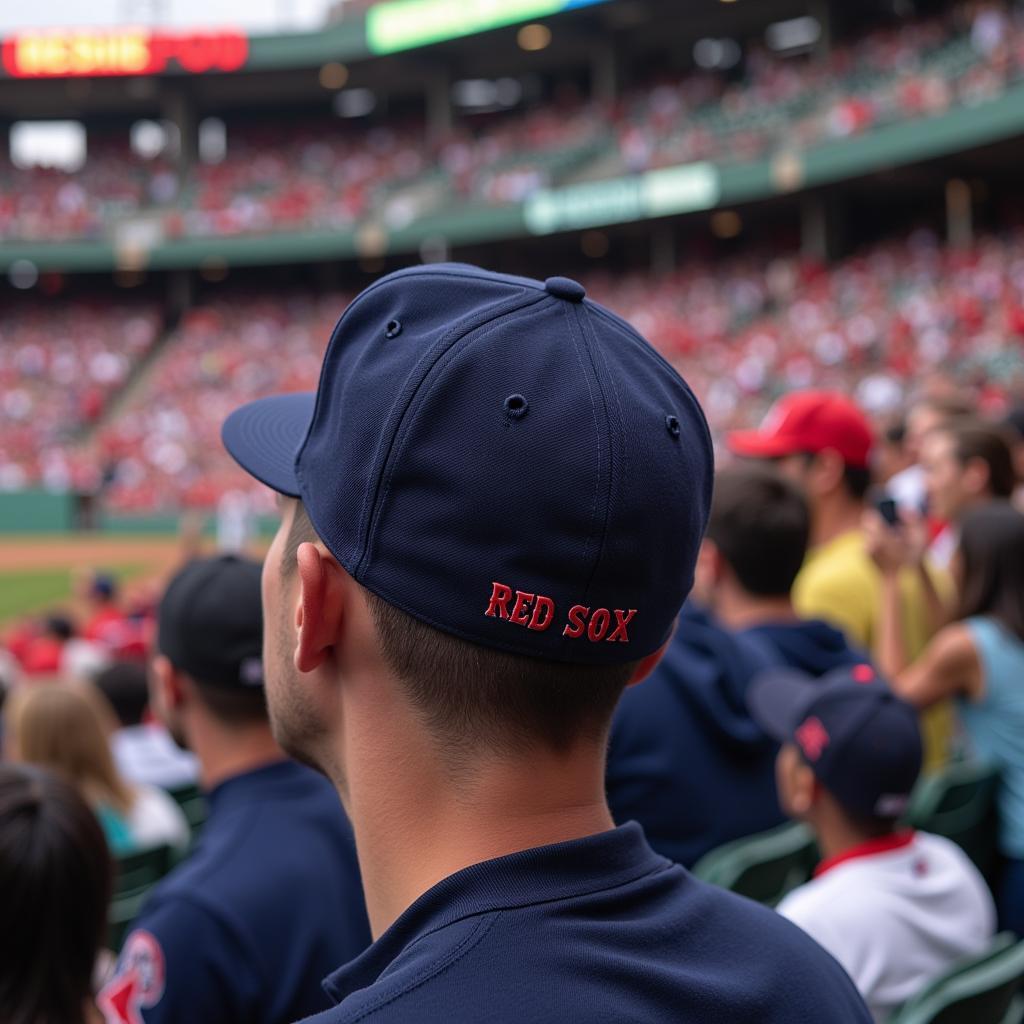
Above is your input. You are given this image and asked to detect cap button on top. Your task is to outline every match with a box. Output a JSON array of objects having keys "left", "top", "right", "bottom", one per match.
[{"left": 544, "top": 276, "right": 586, "bottom": 303}]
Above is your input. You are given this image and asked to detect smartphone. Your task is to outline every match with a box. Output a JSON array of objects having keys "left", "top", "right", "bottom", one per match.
[{"left": 875, "top": 497, "right": 900, "bottom": 527}]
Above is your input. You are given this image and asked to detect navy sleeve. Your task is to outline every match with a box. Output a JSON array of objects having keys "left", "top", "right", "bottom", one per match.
[{"left": 98, "top": 899, "right": 263, "bottom": 1024}]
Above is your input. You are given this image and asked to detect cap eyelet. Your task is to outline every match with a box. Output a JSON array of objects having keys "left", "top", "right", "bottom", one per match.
[
  {"left": 505, "top": 394, "right": 528, "bottom": 419},
  {"left": 665, "top": 414, "right": 681, "bottom": 438},
  {"left": 385, "top": 319, "right": 403, "bottom": 339}
]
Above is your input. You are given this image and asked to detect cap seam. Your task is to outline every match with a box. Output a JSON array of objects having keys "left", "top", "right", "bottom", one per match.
[
  {"left": 566, "top": 300, "right": 620, "bottom": 621},
  {"left": 354, "top": 289, "right": 550, "bottom": 579}
]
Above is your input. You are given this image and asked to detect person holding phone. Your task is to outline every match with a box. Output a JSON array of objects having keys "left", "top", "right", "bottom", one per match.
[{"left": 868, "top": 501, "right": 1024, "bottom": 933}]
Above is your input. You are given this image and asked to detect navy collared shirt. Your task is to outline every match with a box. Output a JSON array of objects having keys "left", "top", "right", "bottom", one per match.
[
  {"left": 100, "top": 760, "right": 371, "bottom": 1024},
  {"left": 299, "top": 822, "right": 871, "bottom": 1024}
]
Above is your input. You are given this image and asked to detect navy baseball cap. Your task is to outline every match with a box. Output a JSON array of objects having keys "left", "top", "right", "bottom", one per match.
[
  {"left": 158, "top": 555, "right": 265, "bottom": 689},
  {"left": 222, "top": 264, "right": 713, "bottom": 664},
  {"left": 747, "top": 664, "right": 922, "bottom": 819}
]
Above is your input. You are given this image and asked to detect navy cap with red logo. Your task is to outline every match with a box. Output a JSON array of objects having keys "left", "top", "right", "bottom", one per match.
[
  {"left": 747, "top": 664, "right": 923, "bottom": 820},
  {"left": 222, "top": 264, "right": 713, "bottom": 665}
]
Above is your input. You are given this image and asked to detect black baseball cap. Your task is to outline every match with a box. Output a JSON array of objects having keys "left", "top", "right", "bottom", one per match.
[
  {"left": 747, "top": 664, "right": 922, "bottom": 820},
  {"left": 157, "top": 555, "right": 264, "bottom": 689},
  {"left": 222, "top": 264, "right": 714, "bottom": 665}
]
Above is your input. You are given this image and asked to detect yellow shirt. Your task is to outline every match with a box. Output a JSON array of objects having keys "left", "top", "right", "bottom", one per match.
[{"left": 793, "top": 529, "right": 952, "bottom": 771}]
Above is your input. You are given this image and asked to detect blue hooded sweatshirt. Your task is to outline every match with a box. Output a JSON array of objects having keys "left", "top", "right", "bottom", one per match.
[
  {"left": 739, "top": 618, "right": 870, "bottom": 676},
  {"left": 606, "top": 604, "right": 784, "bottom": 868}
]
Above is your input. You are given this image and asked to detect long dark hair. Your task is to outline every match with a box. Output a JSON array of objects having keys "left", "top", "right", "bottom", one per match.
[
  {"left": 0, "top": 763, "right": 112, "bottom": 1024},
  {"left": 957, "top": 501, "right": 1024, "bottom": 642}
]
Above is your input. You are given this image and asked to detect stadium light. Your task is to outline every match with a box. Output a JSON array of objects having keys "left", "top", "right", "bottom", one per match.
[
  {"left": 319, "top": 62, "right": 349, "bottom": 90},
  {"left": 765, "top": 16, "right": 821, "bottom": 53},
  {"left": 693, "top": 38, "right": 741, "bottom": 71},
  {"left": 333, "top": 88, "right": 377, "bottom": 118},
  {"left": 518, "top": 24, "right": 552, "bottom": 51},
  {"left": 711, "top": 210, "right": 742, "bottom": 239},
  {"left": 8, "top": 260, "right": 39, "bottom": 290}
]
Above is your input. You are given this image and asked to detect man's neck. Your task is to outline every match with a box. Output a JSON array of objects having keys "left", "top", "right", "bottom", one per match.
[
  {"left": 811, "top": 495, "right": 864, "bottom": 548},
  {"left": 345, "top": 738, "right": 615, "bottom": 939},
  {"left": 714, "top": 588, "right": 798, "bottom": 631},
  {"left": 812, "top": 810, "right": 881, "bottom": 865},
  {"left": 188, "top": 717, "right": 287, "bottom": 791}
]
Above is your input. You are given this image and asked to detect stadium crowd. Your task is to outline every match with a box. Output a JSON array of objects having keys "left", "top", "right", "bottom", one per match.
[
  {"left": 3, "top": 225, "right": 1019, "bottom": 513},
  {"left": 2, "top": 0, "right": 1022, "bottom": 241},
  {"left": 2, "top": 259, "right": 1024, "bottom": 1022}
]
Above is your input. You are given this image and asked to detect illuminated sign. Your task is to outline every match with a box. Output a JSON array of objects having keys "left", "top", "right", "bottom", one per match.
[
  {"left": 524, "top": 163, "right": 721, "bottom": 234},
  {"left": 367, "top": 0, "right": 607, "bottom": 55},
  {"left": 1, "top": 28, "right": 248, "bottom": 78}
]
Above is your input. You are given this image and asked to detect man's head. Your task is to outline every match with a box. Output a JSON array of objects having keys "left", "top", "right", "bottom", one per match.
[
  {"left": 88, "top": 572, "right": 118, "bottom": 607},
  {"left": 748, "top": 665, "right": 922, "bottom": 840},
  {"left": 921, "top": 418, "right": 1017, "bottom": 523},
  {"left": 150, "top": 555, "right": 267, "bottom": 750},
  {"left": 223, "top": 266, "right": 714, "bottom": 790},
  {"left": 93, "top": 660, "right": 149, "bottom": 729},
  {"left": 904, "top": 395, "right": 974, "bottom": 464},
  {"left": 726, "top": 391, "right": 874, "bottom": 511},
  {"left": 699, "top": 465, "right": 810, "bottom": 608}
]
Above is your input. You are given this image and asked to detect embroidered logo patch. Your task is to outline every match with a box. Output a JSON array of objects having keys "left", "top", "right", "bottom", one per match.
[
  {"left": 98, "top": 930, "right": 165, "bottom": 1024},
  {"left": 795, "top": 716, "right": 830, "bottom": 761},
  {"left": 484, "top": 581, "right": 637, "bottom": 643}
]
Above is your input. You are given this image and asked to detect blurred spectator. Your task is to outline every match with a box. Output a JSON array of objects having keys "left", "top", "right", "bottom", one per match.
[
  {"left": 871, "top": 501, "right": 1024, "bottom": 933},
  {"left": 0, "top": 763, "right": 113, "bottom": 1024},
  {"left": 82, "top": 573, "right": 127, "bottom": 644},
  {"left": 606, "top": 602, "right": 784, "bottom": 867},
  {"left": 921, "top": 418, "right": 1018, "bottom": 566},
  {"left": 93, "top": 661, "right": 199, "bottom": 791},
  {"left": 728, "top": 391, "right": 953, "bottom": 768},
  {"left": 749, "top": 666, "right": 995, "bottom": 1021},
  {"left": 1003, "top": 403, "right": 1024, "bottom": 507},
  {"left": 876, "top": 419, "right": 913, "bottom": 487},
  {"left": 5, "top": 684, "right": 189, "bottom": 855},
  {"left": 19, "top": 613, "right": 75, "bottom": 676},
  {"left": 700, "top": 464, "right": 870, "bottom": 674},
  {"left": 888, "top": 396, "right": 975, "bottom": 513},
  {"left": 101, "top": 556, "right": 370, "bottom": 1024}
]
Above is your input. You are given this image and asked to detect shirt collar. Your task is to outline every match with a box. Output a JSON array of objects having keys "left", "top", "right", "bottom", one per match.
[
  {"left": 323, "top": 821, "right": 667, "bottom": 1005},
  {"left": 814, "top": 829, "right": 916, "bottom": 879}
]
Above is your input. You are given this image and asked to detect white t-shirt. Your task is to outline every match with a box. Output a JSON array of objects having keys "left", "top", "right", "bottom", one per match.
[
  {"left": 777, "top": 831, "right": 995, "bottom": 1022},
  {"left": 112, "top": 724, "right": 199, "bottom": 791},
  {"left": 128, "top": 784, "right": 190, "bottom": 852}
]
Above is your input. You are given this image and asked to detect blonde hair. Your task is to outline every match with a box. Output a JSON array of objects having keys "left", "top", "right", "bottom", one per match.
[{"left": 5, "top": 684, "right": 135, "bottom": 815}]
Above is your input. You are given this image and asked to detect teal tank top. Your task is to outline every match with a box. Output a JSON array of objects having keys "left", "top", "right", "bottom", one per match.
[
  {"left": 96, "top": 803, "right": 135, "bottom": 856},
  {"left": 959, "top": 617, "right": 1024, "bottom": 858}
]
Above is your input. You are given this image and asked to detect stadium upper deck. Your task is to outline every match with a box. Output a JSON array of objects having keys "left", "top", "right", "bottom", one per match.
[{"left": 2, "top": 0, "right": 1023, "bottom": 271}]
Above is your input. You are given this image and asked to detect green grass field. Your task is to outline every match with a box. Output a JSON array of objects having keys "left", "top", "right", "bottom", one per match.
[{"left": 0, "top": 564, "right": 145, "bottom": 625}]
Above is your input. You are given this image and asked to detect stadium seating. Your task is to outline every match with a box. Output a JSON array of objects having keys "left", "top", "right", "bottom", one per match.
[
  {"left": 2, "top": 2, "right": 1021, "bottom": 243},
  {"left": 888, "top": 934, "right": 1024, "bottom": 1024},
  {"left": 691, "top": 822, "right": 818, "bottom": 905},
  {"left": 108, "top": 843, "right": 176, "bottom": 949},
  {"left": 168, "top": 782, "right": 208, "bottom": 841},
  {"left": 905, "top": 759, "right": 1001, "bottom": 878}
]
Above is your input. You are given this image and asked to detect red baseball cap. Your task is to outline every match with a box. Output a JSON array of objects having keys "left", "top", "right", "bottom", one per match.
[{"left": 727, "top": 391, "right": 874, "bottom": 469}]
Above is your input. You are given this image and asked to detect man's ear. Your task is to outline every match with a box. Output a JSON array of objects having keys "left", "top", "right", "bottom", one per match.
[
  {"left": 150, "top": 654, "right": 185, "bottom": 718},
  {"left": 294, "top": 542, "right": 346, "bottom": 673},
  {"left": 788, "top": 760, "right": 819, "bottom": 817},
  {"left": 626, "top": 638, "right": 671, "bottom": 689}
]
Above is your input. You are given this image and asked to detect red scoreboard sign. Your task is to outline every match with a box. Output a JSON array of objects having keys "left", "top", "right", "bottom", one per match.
[{"left": 1, "top": 28, "right": 249, "bottom": 78}]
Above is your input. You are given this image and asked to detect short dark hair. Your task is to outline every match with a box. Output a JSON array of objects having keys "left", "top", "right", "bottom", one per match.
[
  {"left": 0, "top": 764, "right": 112, "bottom": 1024},
  {"left": 944, "top": 419, "right": 1017, "bottom": 500},
  {"left": 94, "top": 660, "right": 149, "bottom": 728},
  {"left": 706, "top": 466, "right": 810, "bottom": 597},
  {"left": 957, "top": 501, "right": 1024, "bottom": 642},
  {"left": 191, "top": 680, "right": 268, "bottom": 726},
  {"left": 284, "top": 501, "right": 637, "bottom": 767}
]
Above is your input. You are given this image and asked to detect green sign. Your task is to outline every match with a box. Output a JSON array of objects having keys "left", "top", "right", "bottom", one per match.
[
  {"left": 367, "top": 0, "right": 566, "bottom": 55},
  {"left": 524, "top": 163, "right": 720, "bottom": 235}
]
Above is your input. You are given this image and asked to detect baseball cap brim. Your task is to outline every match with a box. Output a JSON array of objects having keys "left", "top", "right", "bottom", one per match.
[
  {"left": 726, "top": 429, "right": 803, "bottom": 460},
  {"left": 221, "top": 392, "right": 315, "bottom": 498},
  {"left": 747, "top": 668, "right": 822, "bottom": 743}
]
